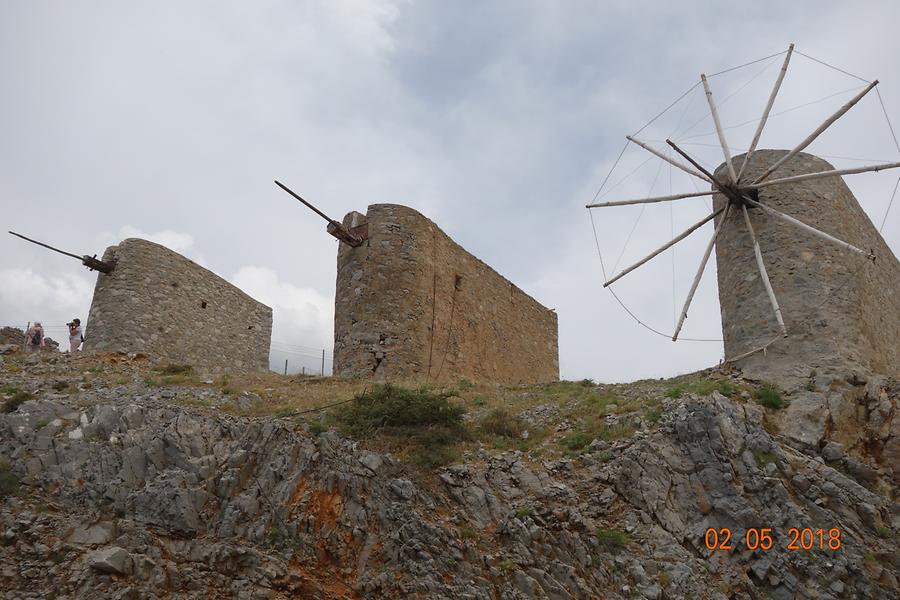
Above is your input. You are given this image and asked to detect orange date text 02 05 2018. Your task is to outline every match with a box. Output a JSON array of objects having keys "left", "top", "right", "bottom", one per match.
[{"left": 704, "top": 527, "right": 842, "bottom": 552}]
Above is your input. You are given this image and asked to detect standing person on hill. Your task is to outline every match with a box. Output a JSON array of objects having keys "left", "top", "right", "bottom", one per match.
[
  {"left": 68, "top": 318, "right": 83, "bottom": 353},
  {"left": 24, "top": 322, "right": 45, "bottom": 353}
]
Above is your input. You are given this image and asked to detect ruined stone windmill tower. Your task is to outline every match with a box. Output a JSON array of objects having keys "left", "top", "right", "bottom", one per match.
[{"left": 589, "top": 45, "right": 900, "bottom": 381}]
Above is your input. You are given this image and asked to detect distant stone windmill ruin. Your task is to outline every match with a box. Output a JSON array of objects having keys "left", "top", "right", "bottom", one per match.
[{"left": 588, "top": 44, "right": 900, "bottom": 381}]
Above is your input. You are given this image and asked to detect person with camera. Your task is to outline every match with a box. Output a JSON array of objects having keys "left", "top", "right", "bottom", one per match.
[{"left": 68, "top": 318, "right": 83, "bottom": 353}]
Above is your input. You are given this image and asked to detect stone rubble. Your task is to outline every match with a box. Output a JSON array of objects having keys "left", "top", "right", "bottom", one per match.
[{"left": 0, "top": 356, "right": 897, "bottom": 599}]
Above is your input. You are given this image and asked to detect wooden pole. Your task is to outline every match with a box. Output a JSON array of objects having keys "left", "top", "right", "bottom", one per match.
[
  {"left": 737, "top": 44, "right": 794, "bottom": 182},
  {"left": 665, "top": 139, "right": 737, "bottom": 202},
  {"left": 284, "top": 359, "right": 288, "bottom": 375},
  {"left": 24, "top": 321, "right": 30, "bottom": 352},
  {"left": 626, "top": 135, "right": 713, "bottom": 183},
  {"left": 743, "top": 196, "right": 874, "bottom": 258},
  {"left": 587, "top": 189, "right": 714, "bottom": 208},
  {"left": 603, "top": 207, "right": 724, "bottom": 287},
  {"left": 752, "top": 80, "right": 879, "bottom": 184},
  {"left": 673, "top": 204, "right": 732, "bottom": 341},
  {"left": 741, "top": 204, "right": 788, "bottom": 337},
  {"left": 321, "top": 349, "right": 325, "bottom": 376},
  {"left": 701, "top": 74, "right": 737, "bottom": 182},
  {"left": 749, "top": 161, "right": 900, "bottom": 189}
]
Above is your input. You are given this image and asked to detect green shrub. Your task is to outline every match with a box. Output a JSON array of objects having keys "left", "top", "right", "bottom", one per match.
[
  {"left": 479, "top": 409, "right": 524, "bottom": 439},
  {"left": 754, "top": 451, "right": 778, "bottom": 467},
  {"left": 579, "top": 378, "right": 595, "bottom": 387},
  {"left": 335, "top": 384, "right": 467, "bottom": 468},
  {"left": 716, "top": 380, "right": 736, "bottom": 396},
  {"left": 755, "top": 384, "right": 783, "bottom": 410},
  {"left": 497, "top": 559, "right": 517, "bottom": 574},
  {"left": 645, "top": 407, "right": 662, "bottom": 424},
  {"left": 336, "top": 384, "right": 465, "bottom": 436},
  {"left": 596, "top": 527, "right": 630, "bottom": 550},
  {"left": 561, "top": 421, "right": 634, "bottom": 454},
  {"left": 157, "top": 363, "right": 194, "bottom": 376},
  {"left": 666, "top": 385, "right": 684, "bottom": 399},
  {"left": 561, "top": 431, "right": 592, "bottom": 452},
  {"left": 2, "top": 391, "right": 33, "bottom": 414},
  {"left": 307, "top": 421, "right": 327, "bottom": 435},
  {"left": 514, "top": 506, "right": 533, "bottom": 519}
]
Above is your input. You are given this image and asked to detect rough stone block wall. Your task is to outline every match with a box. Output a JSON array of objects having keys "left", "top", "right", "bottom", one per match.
[
  {"left": 84, "top": 238, "right": 272, "bottom": 372},
  {"left": 714, "top": 150, "right": 900, "bottom": 381},
  {"left": 334, "top": 204, "right": 559, "bottom": 383}
]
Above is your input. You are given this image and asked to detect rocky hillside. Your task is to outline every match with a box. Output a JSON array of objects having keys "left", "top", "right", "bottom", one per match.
[{"left": 0, "top": 349, "right": 897, "bottom": 599}]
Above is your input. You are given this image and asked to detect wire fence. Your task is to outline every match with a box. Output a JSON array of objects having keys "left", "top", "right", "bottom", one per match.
[{"left": 2, "top": 322, "right": 334, "bottom": 376}]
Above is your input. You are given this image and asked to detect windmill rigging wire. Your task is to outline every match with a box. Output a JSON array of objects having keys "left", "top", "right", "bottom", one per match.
[
  {"left": 880, "top": 175, "right": 900, "bottom": 232},
  {"left": 672, "top": 54, "right": 781, "bottom": 141},
  {"left": 795, "top": 50, "right": 870, "bottom": 83},
  {"left": 592, "top": 153, "right": 656, "bottom": 202},
  {"left": 676, "top": 85, "right": 868, "bottom": 142},
  {"left": 589, "top": 208, "right": 723, "bottom": 342},
  {"left": 611, "top": 155, "right": 666, "bottom": 272}
]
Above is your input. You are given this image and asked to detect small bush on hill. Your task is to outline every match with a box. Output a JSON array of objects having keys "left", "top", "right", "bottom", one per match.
[
  {"left": 337, "top": 384, "right": 465, "bottom": 436},
  {"left": 755, "top": 384, "right": 783, "bottom": 410},
  {"left": 157, "top": 363, "right": 194, "bottom": 376},
  {"left": 335, "top": 384, "right": 467, "bottom": 468},
  {"left": 596, "top": 527, "right": 630, "bottom": 550},
  {"left": 2, "top": 391, "right": 33, "bottom": 414},
  {"left": 479, "top": 409, "right": 524, "bottom": 439}
]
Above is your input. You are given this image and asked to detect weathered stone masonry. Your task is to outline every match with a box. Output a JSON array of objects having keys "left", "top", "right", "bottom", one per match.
[
  {"left": 714, "top": 150, "right": 900, "bottom": 381},
  {"left": 84, "top": 238, "right": 272, "bottom": 372},
  {"left": 334, "top": 204, "right": 559, "bottom": 383}
]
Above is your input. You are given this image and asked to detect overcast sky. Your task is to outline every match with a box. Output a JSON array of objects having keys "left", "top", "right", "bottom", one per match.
[{"left": 3, "top": 1, "right": 899, "bottom": 381}]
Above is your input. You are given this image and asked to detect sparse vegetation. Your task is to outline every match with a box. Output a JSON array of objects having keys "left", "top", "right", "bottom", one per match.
[
  {"left": 497, "top": 559, "right": 517, "bottom": 574},
  {"left": 666, "top": 385, "right": 684, "bottom": 399},
  {"left": 561, "top": 421, "right": 634, "bottom": 454},
  {"left": 478, "top": 409, "right": 524, "bottom": 439},
  {"left": 754, "top": 451, "right": 778, "bottom": 468},
  {"left": 157, "top": 363, "right": 194, "bottom": 376},
  {"left": 754, "top": 384, "right": 783, "bottom": 410},
  {"left": 645, "top": 407, "right": 662, "bottom": 424},
  {"left": 334, "top": 384, "right": 467, "bottom": 468},
  {"left": 876, "top": 527, "right": 891, "bottom": 539},
  {"left": 2, "top": 390, "right": 33, "bottom": 413},
  {"left": 667, "top": 378, "right": 736, "bottom": 399},
  {"left": 307, "top": 421, "right": 327, "bottom": 435},
  {"left": 596, "top": 527, "right": 630, "bottom": 550},
  {"left": 514, "top": 506, "right": 533, "bottom": 519}
]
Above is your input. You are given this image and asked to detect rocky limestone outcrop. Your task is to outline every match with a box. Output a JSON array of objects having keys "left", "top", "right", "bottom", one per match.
[{"left": 0, "top": 360, "right": 897, "bottom": 599}]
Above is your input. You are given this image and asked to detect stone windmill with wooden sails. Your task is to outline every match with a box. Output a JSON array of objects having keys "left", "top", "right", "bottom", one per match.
[{"left": 588, "top": 44, "right": 900, "bottom": 381}]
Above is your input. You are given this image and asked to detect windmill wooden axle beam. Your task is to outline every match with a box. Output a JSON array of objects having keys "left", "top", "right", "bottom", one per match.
[{"left": 8, "top": 231, "right": 115, "bottom": 274}]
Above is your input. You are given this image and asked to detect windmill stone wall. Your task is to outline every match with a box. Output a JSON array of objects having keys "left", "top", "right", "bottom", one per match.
[
  {"left": 333, "top": 204, "right": 559, "bottom": 383},
  {"left": 84, "top": 238, "right": 272, "bottom": 372},
  {"left": 714, "top": 150, "right": 900, "bottom": 381}
]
